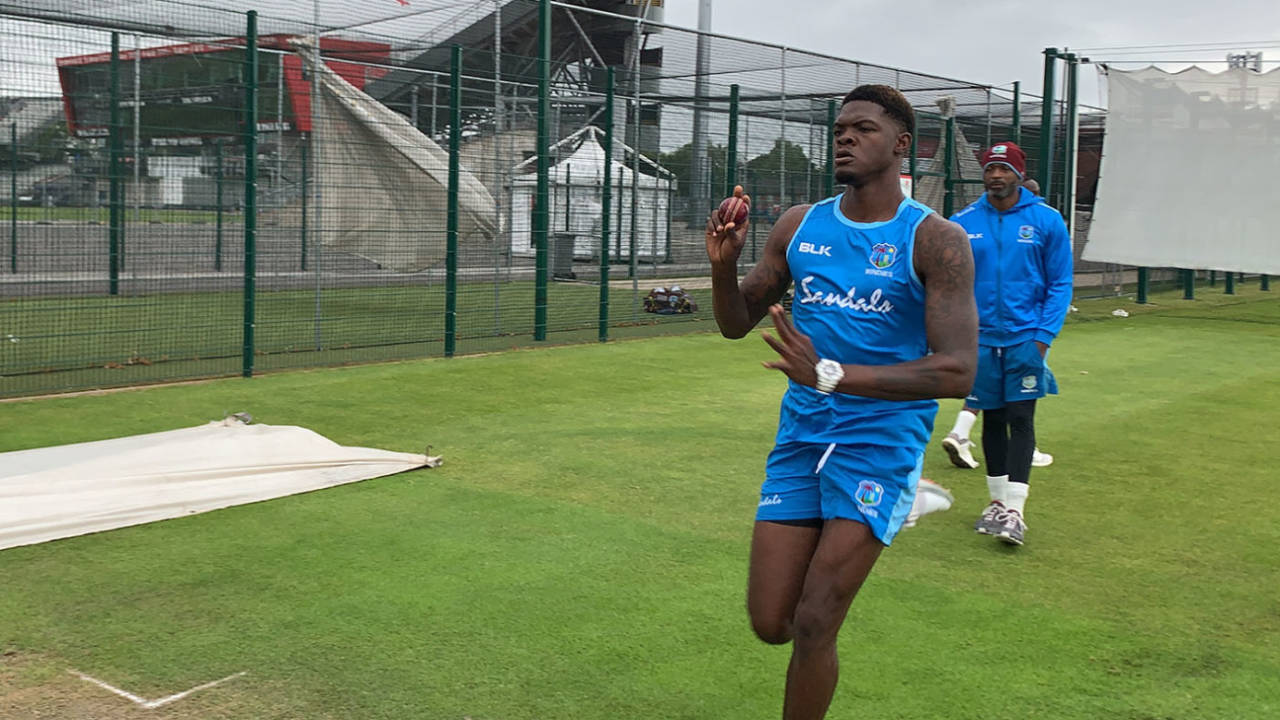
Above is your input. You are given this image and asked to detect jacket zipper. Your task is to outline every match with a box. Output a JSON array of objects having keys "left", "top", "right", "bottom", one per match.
[{"left": 994, "top": 209, "right": 1004, "bottom": 341}]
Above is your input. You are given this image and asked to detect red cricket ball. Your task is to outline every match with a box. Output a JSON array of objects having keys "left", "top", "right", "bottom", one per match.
[{"left": 717, "top": 185, "right": 750, "bottom": 228}]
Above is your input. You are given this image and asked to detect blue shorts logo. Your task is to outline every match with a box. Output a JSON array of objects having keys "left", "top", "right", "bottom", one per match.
[
  {"left": 855, "top": 480, "right": 884, "bottom": 508},
  {"left": 869, "top": 243, "right": 898, "bottom": 270}
]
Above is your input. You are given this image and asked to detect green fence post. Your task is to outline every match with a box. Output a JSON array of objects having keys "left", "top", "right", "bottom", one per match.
[
  {"left": 1062, "top": 53, "right": 1078, "bottom": 229},
  {"left": 299, "top": 136, "right": 308, "bottom": 271},
  {"left": 1012, "top": 80, "right": 1021, "bottom": 144},
  {"left": 214, "top": 139, "right": 224, "bottom": 271},
  {"left": 825, "top": 98, "right": 836, "bottom": 198},
  {"left": 563, "top": 164, "right": 572, "bottom": 231},
  {"left": 747, "top": 166, "right": 757, "bottom": 263},
  {"left": 599, "top": 67, "right": 614, "bottom": 344},
  {"left": 1209, "top": 270, "right": 1216, "bottom": 287},
  {"left": 108, "top": 33, "right": 121, "bottom": 296},
  {"left": 1183, "top": 269, "right": 1195, "bottom": 300},
  {"left": 445, "top": 45, "right": 461, "bottom": 358},
  {"left": 1136, "top": 267, "right": 1148, "bottom": 304},
  {"left": 9, "top": 122, "right": 15, "bottom": 273},
  {"left": 726, "top": 84, "right": 739, "bottom": 196},
  {"left": 1225, "top": 269, "right": 1235, "bottom": 295},
  {"left": 1262, "top": 274, "right": 1270, "bottom": 291},
  {"left": 942, "top": 116, "right": 955, "bottom": 217},
  {"left": 533, "top": 0, "right": 550, "bottom": 341},
  {"left": 241, "top": 11, "right": 258, "bottom": 378},
  {"left": 1038, "top": 48, "right": 1058, "bottom": 204}
]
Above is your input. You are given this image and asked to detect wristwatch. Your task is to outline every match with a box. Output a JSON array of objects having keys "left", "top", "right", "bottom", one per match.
[{"left": 814, "top": 359, "right": 844, "bottom": 395}]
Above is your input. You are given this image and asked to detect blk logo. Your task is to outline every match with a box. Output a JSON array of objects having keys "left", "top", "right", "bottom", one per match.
[{"left": 799, "top": 242, "right": 832, "bottom": 257}]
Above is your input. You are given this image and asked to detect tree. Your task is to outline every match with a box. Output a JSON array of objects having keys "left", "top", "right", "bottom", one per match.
[
  {"left": 658, "top": 141, "right": 728, "bottom": 198},
  {"left": 743, "top": 139, "right": 822, "bottom": 208}
]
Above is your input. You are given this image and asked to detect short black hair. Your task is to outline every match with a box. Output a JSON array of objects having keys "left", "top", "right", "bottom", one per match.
[{"left": 841, "top": 84, "right": 914, "bottom": 136}]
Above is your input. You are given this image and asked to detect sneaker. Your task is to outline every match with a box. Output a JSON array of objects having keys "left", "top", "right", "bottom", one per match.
[
  {"left": 941, "top": 433, "right": 980, "bottom": 469},
  {"left": 1032, "top": 448, "right": 1054, "bottom": 467},
  {"left": 995, "top": 509, "right": 1027, "bottom": 546},
  {"left": 904, "top": 478, "right": 955, "bottom": 528},
  {"left": 974, "top": 501, "right": 1005, "bottom": 535}
]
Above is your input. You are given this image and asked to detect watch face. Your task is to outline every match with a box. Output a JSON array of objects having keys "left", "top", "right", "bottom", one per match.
[{"left": 818, "top": 360, "right": 842, "bottom": 381}]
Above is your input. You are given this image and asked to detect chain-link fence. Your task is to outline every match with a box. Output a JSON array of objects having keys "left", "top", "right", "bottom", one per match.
[{"left": 1, "top": 0, "right": 1126, "bottom": 397}]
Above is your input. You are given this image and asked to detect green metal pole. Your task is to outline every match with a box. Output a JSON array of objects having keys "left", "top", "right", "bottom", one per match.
[
  {"left": 1038, "top": 48, "right": 1058, "bottom": 204},
  {"left": 533, "top": 0, "right": 550, "bottom": 341},
  {"left": 9, "top": 122, "right": 15, "bottom": 273},
  {"left": 215, "top": 139, "right": 224, "bottom": 271},
  {"left": 1012, "top": 80, "right": 1022, "bottom": 144},
  {"left": 1225, "top": 269, "right": 1235, "bottom": 295},
  {"left": 664, "top": 178, "right": 672, "bottom": 262},
  {"left": 1062, "top": 54, "right": 1079, "bottom": 225},
  {"left": 1209, "top": 270, "right": 1216, "bottom": 287},
  {"left": 445, "top": 45, "right": 461, "bottom": 358},
  {"left": 747, "top": 167, "right": 757, "bottom": 263},
  {"left": 299, "top": 135, "right": 308, "bottom": 271},
  {"left": 726, "top": 84, "right": 739, "bottom": 196},
  {"left": 943, "top": 116, "right": 955, "bottom": 217},
  {"left": 108, "top": 33, "right": 121, "bottom": 296},
  {"left": 599, "top": 67, "right": 614, "bottom": 344},
  {"left": 825, "top": 98, "right": 836, "bottom": 198},
  {"left": 241, "top": 11, "right": 258, "bottom": 378},
  {"left": 563, "top": 164, "right": 572, "bottom": 231},
  {"left": 1183, "top": 269, "right": 1195, "bottom": 300},
  {"left": 1136, "top": 267, "right": 1148, "bottom": 304},
  {"left": 1262, "top": 274, "right": 1270, "bottom": 291}
]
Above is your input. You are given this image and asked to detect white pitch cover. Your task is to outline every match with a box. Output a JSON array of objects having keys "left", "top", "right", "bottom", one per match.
[{"left": 0, "top": 418, "right": 441, "bottom": 551}]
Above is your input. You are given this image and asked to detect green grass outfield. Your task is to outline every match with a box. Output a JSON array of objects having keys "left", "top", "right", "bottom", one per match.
[{"left": 1, "top": 289, "right": 1278, "bottom": 719}]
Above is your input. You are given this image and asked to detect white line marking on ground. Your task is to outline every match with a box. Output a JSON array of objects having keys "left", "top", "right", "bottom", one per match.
[{"left": 69, "top": 670, "right": 247, "bottom": 709}]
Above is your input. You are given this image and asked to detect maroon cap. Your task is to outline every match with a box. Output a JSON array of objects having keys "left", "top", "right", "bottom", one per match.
[{"left": 981, "top": 142, "right": 1026, "bottom": 178}]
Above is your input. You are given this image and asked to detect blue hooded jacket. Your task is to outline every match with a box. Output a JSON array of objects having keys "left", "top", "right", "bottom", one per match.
[{"left": 950, "top": 188, "right": 1073, "bottom": 348}]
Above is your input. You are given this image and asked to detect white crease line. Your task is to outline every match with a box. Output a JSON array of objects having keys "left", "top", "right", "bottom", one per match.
[
  {"left": 69, "top": 671, "right": 149, "bottom": 706},
  {"left": 143, "top": 671, "right": 248, "bottom": 709},
  {"left": 69, "top": 669, "right": 247, "bottom": 709}
]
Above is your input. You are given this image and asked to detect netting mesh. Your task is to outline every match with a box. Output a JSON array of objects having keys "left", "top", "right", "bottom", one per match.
[{"left": 1, "top": 0, "right": 1095, "bottom": 396}]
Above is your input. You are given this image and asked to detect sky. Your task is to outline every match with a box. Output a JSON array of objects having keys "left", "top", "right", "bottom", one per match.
[
  {"left": 5, "top": 0, "right": 1279, "bottom": 106},
  {"left": 659, "top": 0, "right": 1280, "bottom": 107}
]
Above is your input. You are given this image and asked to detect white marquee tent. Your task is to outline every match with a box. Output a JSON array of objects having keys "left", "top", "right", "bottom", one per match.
[{"left": 509, "top": 126, "right": 675, "bottom": 259}]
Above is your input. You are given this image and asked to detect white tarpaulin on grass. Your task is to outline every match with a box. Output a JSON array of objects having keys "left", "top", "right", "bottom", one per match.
[
  {"left": 1084, "top": 66, "right": 1280, "bottom": 274},
  {"left": 0, "top": 417, "right": 441, "bottom": 551}
]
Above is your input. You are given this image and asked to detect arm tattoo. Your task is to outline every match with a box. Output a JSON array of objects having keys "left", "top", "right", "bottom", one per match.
[{"left": 832, "top": 215, "right": 977, "bottom": 401}]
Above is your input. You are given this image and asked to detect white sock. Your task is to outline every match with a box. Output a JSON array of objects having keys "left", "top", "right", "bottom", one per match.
[
  {"left": 950, "top": 409, "right": 978, "bottom": 440},
  {"left": 986, "top": 475, "right": 1009, "bottom": 504},
  {"left": 1005, "top": 481, "right": 1029, "bottom": 515}
]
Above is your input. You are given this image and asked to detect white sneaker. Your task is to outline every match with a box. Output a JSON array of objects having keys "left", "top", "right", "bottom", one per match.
[
  {"left": 904, "top": 478, "right": 955, "bottom": 528},
  {"left": 1032, "top": 448, "right": 1054, "bottom": 467},
  {"left": 941, "top": 433, "right": 980, "bottom": 469}
]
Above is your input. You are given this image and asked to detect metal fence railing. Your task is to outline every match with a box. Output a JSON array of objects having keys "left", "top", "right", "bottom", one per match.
[{"left": 1, "top": 0, "right": 1179, "bottom": 398}]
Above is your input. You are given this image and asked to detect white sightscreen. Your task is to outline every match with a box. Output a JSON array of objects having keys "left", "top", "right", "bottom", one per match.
[{"left": 1083, "top": 67, "right": 1280, "bottom": 274}]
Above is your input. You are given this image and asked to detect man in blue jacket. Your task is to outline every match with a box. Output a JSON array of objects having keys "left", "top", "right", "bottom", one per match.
[
  {"left": 947, "top": 143, "right": 1073, "bottom": 545},
  {"left": 940, "top": 175, "right": 1054, "bottom": 472}
]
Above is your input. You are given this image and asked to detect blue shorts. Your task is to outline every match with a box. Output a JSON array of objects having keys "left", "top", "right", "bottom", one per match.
[
  {"left": 966, "top": 340, "right": 1058, "bottom": 410},
  {"left": 756, "top": 441, "right": 923, "bottom": 546}
]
